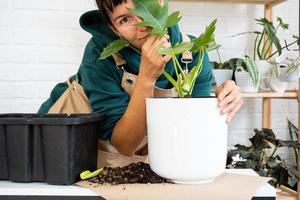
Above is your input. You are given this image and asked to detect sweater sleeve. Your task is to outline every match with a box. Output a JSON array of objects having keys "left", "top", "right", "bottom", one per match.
[
  {"left": 191, "top": 52, "right": 213, "bottom": 97},
  {"left": 79, "top": 60, "right": 129, "bottom": 140}
]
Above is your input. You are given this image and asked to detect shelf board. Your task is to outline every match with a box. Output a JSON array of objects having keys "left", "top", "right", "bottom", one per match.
[
  {"left": 242, "top": 91, "right": 298, "bottom": 98},
  {"left": 170, "top": 0, "right": 287, "bottom": 6}
]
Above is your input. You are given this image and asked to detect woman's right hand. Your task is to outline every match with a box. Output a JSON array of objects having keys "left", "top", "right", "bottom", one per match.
[{"left": 138, "top": 36, "right": 172, "bottom": 83}]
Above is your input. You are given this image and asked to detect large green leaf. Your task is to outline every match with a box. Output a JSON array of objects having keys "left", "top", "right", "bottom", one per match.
[
  {"left": 244, "top": 55, "right": 259, "bottom": 87},
  {"left": 166, "top": 11, "right": 182, "bottom": 28},
  {"left": 190, "top": 19, "right": 217, "bottom": 52},
  {"left": 255, "top": 18, "right": 282, "bottom": 57},
  {"left": 128, "top": 0, "right": 181, "bottom": 38},
  {"left": 157, "top": 42, "right": 193, "bottom": 55},
  {"left": 99, "top": 39, "right": 129, "bottom": 60}
]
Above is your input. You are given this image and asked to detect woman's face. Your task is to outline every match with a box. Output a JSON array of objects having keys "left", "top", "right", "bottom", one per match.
[{"left": 108, "top": 0, "right": 152, "bottom": 50}]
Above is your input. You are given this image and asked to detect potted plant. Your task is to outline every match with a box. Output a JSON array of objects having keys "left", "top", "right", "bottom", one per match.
[
  {"left": 234, "top": 17, "right": 298, "bottom": 77},
  {"left": 260, "top": 59, "right": 289, "bottom": 93},
  {"left": 228, "top": 120, "right": 300, "bottom": 190},
  {"left": 276, "top": 51, "right": 300, "bottom": 83},
  {"left": 100, "top": 0, "right": 227, "bottom": 184},
  {"left": 235, "top": 55, "right": 260, "bottom": 92},
  {"left": 210, "top": 46, "right": 236, "bottom": 87}
]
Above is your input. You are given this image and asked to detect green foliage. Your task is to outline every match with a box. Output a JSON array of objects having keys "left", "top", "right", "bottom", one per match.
[
  {"left": 229, "top": 120, "right": 300, "bottom": 189},
  {"left": 244, "top": 55, "right": 260, "bottom": 87},
  {"left": 158, "top": 20, "right": 217, "bottom": 97},
  {"left": 128, "top": 0, "right": 181, "bottom": 38},
  {"left": 233, "top": 17, "right": 298, "bottom": 60},
  {"left": 253, "top": 17, "right": 298, "bottom": 60},
  {"left": 212, "top": 58, "right": 246, "bottom": 70},
  {"left": 100, "top": 39, "right": 129, "bottom": 60},
  {"left": 99, "top": 0, "right": 217, "bottom": 97},
  {"left": 190, "top": 19, "right": 217, "bottom": 52}
]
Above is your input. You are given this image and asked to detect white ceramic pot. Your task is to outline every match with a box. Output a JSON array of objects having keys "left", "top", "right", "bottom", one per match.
[
  {"left": 146, "top": 98, "right": 228, "bottom": 184},
  {"left": 212, "top": 69, "right": 233, "bottom": 86},
  {"left": 255, "top": 60, "right": 272, "bottom": 77},
  {"left": 268, "top": 77, "right": 289, "bottom": 93}
]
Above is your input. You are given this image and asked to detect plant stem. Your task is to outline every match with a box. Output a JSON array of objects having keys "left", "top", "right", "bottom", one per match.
[
  {"left": 217, "top": 48, "right": 222, "bottom": 64},
  {"left": 174, "top": 56, "right": 187, "bottom": 81},
  {"left": 265, "top": 39, "right": 299, "bottom": 60},
  {"left": 257, "top": 30, "right": 265, "bottom": 60},
  {"left": 254, "top": 34, "right": 260, "bottom": 60},
  {"left": 172, "top": 56, "right": 183, "bottom": 97},
  {"left": 188, "top": 50, "right": 204, "bottom": 96}
]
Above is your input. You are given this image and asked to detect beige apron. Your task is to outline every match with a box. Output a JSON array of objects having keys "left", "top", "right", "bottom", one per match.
[{"left": 97, "top": 34, "right": 192, "bottom": 168}]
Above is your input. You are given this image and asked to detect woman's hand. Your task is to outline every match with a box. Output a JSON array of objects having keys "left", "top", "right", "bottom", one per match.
[
  {"left": 215, "top": 80, "right": 243, "bottom": 124},
  {"left": 138, "top": 36, "right": 172, "bottom": 83}
]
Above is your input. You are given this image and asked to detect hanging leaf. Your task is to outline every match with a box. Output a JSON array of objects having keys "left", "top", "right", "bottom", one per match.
[
  {"left": 99, "top": 39, "right": 129, "bottom": 60},
  {"left": 255, "top": 18, "right": 282, "bottom": 57}
]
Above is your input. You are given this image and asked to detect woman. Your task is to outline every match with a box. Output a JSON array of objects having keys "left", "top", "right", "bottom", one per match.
[{"left": 38, "top": 0, "right": 243, "bottom": 167}]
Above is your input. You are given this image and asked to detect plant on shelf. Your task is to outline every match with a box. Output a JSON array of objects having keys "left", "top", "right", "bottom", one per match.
[
  {"left": 234, "top": 17, "right": 298, "bottom": 61},
  {"left": 99, "top": 0, "right": 217, "bottom": 97},
  {"left": 234, "top": 56, "right": 260, "bottom": 92},
  {"left": 228, "top": 120, "right": 300, "bottom": 189}
]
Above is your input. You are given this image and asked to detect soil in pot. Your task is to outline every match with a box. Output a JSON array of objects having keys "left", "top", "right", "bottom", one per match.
[{"left": 88, "top": 162, "right": 173, "bottom": 185}]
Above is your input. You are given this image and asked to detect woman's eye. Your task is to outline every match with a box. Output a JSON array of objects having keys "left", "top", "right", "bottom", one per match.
[{"left": 119, "top": 16, "right": 132, "bottom": 25}]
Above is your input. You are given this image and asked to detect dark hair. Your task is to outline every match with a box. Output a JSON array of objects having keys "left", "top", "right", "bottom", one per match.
[{"left": 95, "top": 0, "right": 127, "bottom": 26}]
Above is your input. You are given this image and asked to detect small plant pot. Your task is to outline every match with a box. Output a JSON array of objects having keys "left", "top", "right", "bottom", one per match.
[
  {"left": 255, "top": 60, "right": 272, "bottom": 77},
  {"left": 268, "top": 77, "right": 289, "bottom": 93},
  {"left": 146, "top": 97, "right": 228, "bottom": 184},
  {"left": 235, "top": 67, "right": 259, "bottom": 92},
  {"left": 0, "top": 113, "right": 103, "bottom": 185},
  {"left": 212, "top": 69, "right": 233, "bottom": 86}
]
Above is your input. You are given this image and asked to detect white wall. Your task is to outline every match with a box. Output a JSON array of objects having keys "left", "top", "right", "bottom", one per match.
[{"left": 0, "top": 0, "right": 299, "bottom": 156}]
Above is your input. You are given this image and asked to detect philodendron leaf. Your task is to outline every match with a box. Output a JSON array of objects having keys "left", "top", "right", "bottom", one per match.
[
  {"left": 100, "top": 39, "right": 129, "bottom": 60},
  {"left": 255, "top": 18, "right": 282, "bottom": 57},
  {"left": 165, "top": 11, "right": 182, "bottom": 28},
  {"left": 244, "top": 55, "right": 259, "bottom": 87},
  {"left": 128, "top": 0, "right": 180, "bottom": 38},
  {"left": 191, "top": 19, "right": 217, "bottom": 52},
  {"left": 157, "top": 42, "right": 193, "bottom": 55}
]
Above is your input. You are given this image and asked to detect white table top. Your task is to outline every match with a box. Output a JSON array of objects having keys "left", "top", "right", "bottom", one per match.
[{"left": 0, "top": 169, "right": 275, "bottom": 197}]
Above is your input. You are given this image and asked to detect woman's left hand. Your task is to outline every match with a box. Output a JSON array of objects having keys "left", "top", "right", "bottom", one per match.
[{"left": 215, "top": 80, "right": 243, "bottom": 124}]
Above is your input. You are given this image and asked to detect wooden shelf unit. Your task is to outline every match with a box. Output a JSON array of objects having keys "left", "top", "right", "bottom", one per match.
[{"left": 242, "top": 83, "right": 300, "bottom": 199}]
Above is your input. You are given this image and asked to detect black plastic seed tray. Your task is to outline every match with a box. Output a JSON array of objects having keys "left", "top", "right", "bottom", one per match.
[{"left": 0, "top": 113, "right": 104, "bottom": 185}]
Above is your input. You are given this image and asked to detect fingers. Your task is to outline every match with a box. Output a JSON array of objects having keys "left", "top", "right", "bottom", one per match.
[
  {"left": 163, "top": 54, "right": 172, "bottom": 63},
  {"left": 215, "top": 80, "right": 235, "bottom": 103},
  {"left": 226, "top": 98, "right": 243, "bottom": 124},
  {"left": 215, "top": 80, "right": 243, "bottom": 124}
]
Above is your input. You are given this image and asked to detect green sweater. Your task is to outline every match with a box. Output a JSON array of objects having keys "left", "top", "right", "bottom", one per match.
[{"left": 38, "top": 10, "right": 212, "bottom": 140}]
